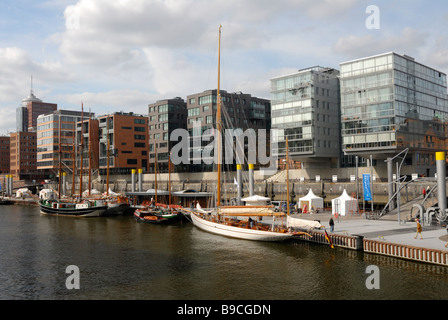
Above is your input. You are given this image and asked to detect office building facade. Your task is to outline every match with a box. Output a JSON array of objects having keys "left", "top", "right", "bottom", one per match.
[
  {"left": 97, "top": 112, "right": 149, "bottom": 175},
  {"left": 340, "top": 52, "right": 448, "bottom": 175},
  {"left": 185, "top": 89, "right": 271, "bottom": 172},
  {"left": 10, "top": 131, "right": 40, "bottom": 181},
  {"left": 148, "top": 97, "right": 187, "bottom": 173},
  {"left": 37, "top": 110, "right": 86, "bottom": 178},
  {"left": 0, "top": 136, "right": 10, "bottom": 175},
  {"left": 270, "top": 66, "right": 341, "bottom": 167}
]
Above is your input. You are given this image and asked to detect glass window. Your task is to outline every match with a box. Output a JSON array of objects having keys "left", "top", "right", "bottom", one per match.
[{"left": 375, "top": 56, "right": 387, "bottom": 66}]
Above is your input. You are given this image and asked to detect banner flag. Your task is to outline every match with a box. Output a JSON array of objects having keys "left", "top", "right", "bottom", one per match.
[{"left": 363, "top": 174, "right": 372, "bottom": 201}]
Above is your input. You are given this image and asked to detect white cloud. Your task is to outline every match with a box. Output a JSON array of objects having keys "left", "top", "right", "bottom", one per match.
[
  {"left": 333, "top": 27, "right": 429, "bottom": 60},
  {"left": 58, "top": 89, "right": 160, "bottom": 116},
  {"left": 0, "top": 46, "right": 74, "bottom": 134},
  {"left": 427, "top": 36, "right": 448, "bottom": 70},
  {"left": 0, "top": 108, "right": 17, "bottom": 136}
]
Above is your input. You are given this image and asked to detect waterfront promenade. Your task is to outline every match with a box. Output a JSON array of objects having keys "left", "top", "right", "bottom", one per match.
[
  {"left": 302, "top": 212, "right": 448, "bottom": 251},
  {"left": 292, "top": 210, "right": 448, "bottom": 267}
]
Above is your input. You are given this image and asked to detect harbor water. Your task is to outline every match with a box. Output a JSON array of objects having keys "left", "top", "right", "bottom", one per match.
[{"left": 1, "top": 205, "right": 448, "bottom": 300}]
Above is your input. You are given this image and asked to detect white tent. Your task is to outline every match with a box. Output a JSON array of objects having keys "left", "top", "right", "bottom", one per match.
[
  {"left": 298, "top": 189, "right": 323, "bottom": 213},
  {"left": 331, "top": 189, "right": 358, "bottom": 216},
  {"left": 39, "top": 189, "right": 56, "bottom": 200},
  {"left": 16, "top": 188, "right": 31, "bottom": 198},
  {"left": 242, "top": 195, "right": 271, "bottom": 206}
]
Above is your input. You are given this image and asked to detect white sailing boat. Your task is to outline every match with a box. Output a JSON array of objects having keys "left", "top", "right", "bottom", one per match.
[
  {"left": 184, "top": 26, "right": 307, "bottom": 242},
  {"left": 189, "top": 204, "right": 294, "bottom": 241}
]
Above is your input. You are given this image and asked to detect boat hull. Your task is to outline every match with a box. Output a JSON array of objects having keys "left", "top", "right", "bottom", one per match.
[
  {"left": 39, "top": 202, "right": 107, "bottom": 217},
  {"left": 189, "top": 212, "right": 293, "bottom": 242},
  {"left": 104, "top": 203, "right": 135, "bottom": 216},
  {"left": 134, "top": 211, "right": 171, "bottom": 224}
]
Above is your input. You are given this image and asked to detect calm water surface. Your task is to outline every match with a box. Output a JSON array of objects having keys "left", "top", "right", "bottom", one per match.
[{"left": 1, "top": 205, "right": 448, "bottom": 300}]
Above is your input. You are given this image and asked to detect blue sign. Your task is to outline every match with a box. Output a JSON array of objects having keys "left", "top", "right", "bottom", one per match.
[{"left": 363, "top": 174, "right": 372, "bottom": 201}]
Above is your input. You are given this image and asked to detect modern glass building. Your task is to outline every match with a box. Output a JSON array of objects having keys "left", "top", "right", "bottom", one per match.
[
  {"left": 36, "top": 110, "right": 86, "bottom": 178},
  {"left": 148, "top": 97, "right": 187, "bottom": 173},
  {"left": 270, "top": 66, "right": 341, "bottom": 167},
  {"left": 340, "top": 52, "right": 448, "bottom": 174},
  {"left": 185, "top": 89, "right": 271, "bottom": 172}
]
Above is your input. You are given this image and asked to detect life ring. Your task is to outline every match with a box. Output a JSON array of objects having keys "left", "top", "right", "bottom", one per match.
[{"left": 334, "top": 212, "right": 339, "bottom": 219}]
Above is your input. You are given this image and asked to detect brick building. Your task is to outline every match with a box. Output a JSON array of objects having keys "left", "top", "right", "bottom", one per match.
[
  {"left": 16, "top": 89, "right": 57, "bottom": 132},
  {"left": 76, "top": 115, "right": 100, "bottom": 174},
  {"left": 97, "top": 112, "right": 149, "bottom": 175},
  {"left": 9, "top": 131, "right": 41, "bottom": 181},
  {"left": 0, "top": 136, "right": 10, "bottom": 175}
]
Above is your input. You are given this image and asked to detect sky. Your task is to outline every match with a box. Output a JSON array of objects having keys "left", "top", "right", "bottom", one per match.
[{"left": 0, "top": 0, "right": 448, "bottom": 135}]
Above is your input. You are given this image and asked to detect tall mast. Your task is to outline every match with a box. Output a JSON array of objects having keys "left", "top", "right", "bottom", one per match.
[
  {"left": 88, "top": 109, "right": 92, "bottom": 197},
  {"left": 79, "top": 102, "right": 84, "bottom": 199},
  {"left": 58, "top": 115, "right": 62, "bottom": 200},
  {"left": 72, "top": 121, "right": 76, "bottom": 196},
  {"left": 168, "top": 152, "right": 172, "bottom": 206},
  {"left": 216, "top": 25, "right": 222, "bottom": 207},
  {"left": 155, "top": 141, "right": 158, "bottom": 203},
  {"left": 286, "top": 137, "right": 290, "bottom": 216},
  {"left": 106, "top": 115, "right": 110, "bottom": 196}
]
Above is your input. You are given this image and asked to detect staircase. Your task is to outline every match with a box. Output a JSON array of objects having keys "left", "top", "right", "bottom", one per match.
[{"left": 265, "top": 170, "right": 286, "bottom": 183}]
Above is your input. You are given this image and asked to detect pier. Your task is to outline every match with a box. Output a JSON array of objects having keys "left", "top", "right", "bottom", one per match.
[{"left": 291, "top": 211, "right": 448, "bottom": 267}]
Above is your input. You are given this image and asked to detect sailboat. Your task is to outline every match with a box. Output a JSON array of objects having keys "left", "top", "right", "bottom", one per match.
[
  {"left": 183, "top": 26, "right": 306, "bottom": 241},
  {"left": 134, "top": 145, "right": 182, "bottom": 223},
  {"left": 101, "top": 114, "right": 134, "bottom": 216},
  {"left": 39, "top": 103, "right": 108, "bottom": 217}
]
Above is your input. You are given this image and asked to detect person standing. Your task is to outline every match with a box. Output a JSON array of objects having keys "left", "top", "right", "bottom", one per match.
[
  {"left": 414, "top": 218, "right": 423, "bottom": 240},
  {"left": 329, "top": 217, "right": 335, "bottom": 233}
]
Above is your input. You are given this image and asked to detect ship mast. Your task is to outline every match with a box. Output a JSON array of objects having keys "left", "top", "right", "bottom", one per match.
[
  {"left": 106, "top": 115, "right": 110, "bottom": 196},
  {"left": 79, "top": 102, "right": 84, "bottom": 199},
  {"left": 286, "top": 137, "right": 290, "bottom": 216},
  {"left": 88, "top": 109, "right": 92, "bottom": 197},
  {"left": 58, "top": 115, "right": 62, "bottom": 200},
  {"left": 155, "top": 141, "right": 158, "bottom": 203},
  {"left": 72, "top": 122, "right": 76, "bottom": 196},
  {"left": 216, "top": 25, "right": 222, "bottom": 207},
  {"left": 168, "top": 153, "right": 172, "bottom": 207}
]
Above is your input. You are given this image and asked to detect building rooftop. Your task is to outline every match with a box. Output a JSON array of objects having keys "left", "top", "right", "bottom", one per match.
[{"left": 21, "top": 90, "right": 42, "bottom": 103}]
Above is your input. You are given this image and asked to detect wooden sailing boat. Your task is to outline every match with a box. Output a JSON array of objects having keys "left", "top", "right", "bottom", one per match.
[
  {"left": 184, "top": 26, "right": 303, "bottom": 241},
  {"left": 101, "top": 114, "right": 133, "bottom": 216},
  {"left": 134, "top": 140, "right": 182, "bottom": 223},
  {"left": 39, "top": 103, "right": 108, "bottom": 217}
]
